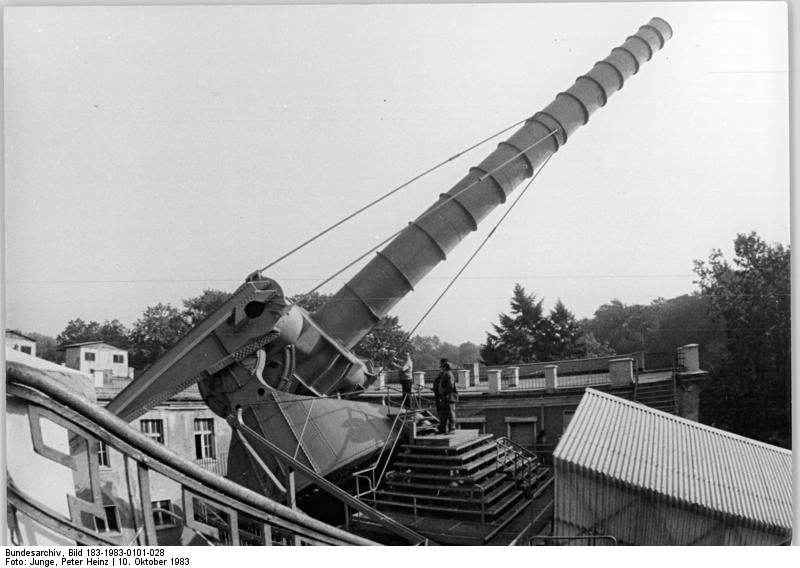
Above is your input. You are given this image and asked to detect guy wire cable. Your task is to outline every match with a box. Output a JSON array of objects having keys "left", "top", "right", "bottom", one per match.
[
  {"left": 305, "top": 127, "right": 560, "bottom": 296},
  {"left": 257, "top": 117, "right": 530, "bottom": 274}
]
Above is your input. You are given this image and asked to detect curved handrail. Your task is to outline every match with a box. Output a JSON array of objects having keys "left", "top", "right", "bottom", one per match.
[{"left": 6, "top": 359, "right": 378, "bottom": 546}]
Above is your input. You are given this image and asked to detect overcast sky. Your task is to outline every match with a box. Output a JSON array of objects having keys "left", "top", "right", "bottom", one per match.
[{"left": 3, "top": 2, "right": 790, "bottom": 347}]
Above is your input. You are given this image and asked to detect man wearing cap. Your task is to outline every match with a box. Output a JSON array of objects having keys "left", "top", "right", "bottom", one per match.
[{"left": 433, "top": 359, "right": 457, "bottom": 434}]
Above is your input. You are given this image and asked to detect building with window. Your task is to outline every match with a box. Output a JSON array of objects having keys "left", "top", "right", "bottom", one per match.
[
  {"left": 61, "top": 341, "right": 133, "bottom": 386},
  {"left": 5, "top": 330, "right": 37, "bottom": 357},
  {"left": 365, "top": 344, "right": 707, "bottom": 461},
  {"left": 94, "top": 380, "right": 232, "bottom": 544}
]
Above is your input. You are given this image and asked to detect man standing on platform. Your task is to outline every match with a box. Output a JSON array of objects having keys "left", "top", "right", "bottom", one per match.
[
  {"left": 433, "top": 359, "right": 457, "bottom": 434},
  {"left": 392, "top": 351, "right": 414, "bottom": 408}
]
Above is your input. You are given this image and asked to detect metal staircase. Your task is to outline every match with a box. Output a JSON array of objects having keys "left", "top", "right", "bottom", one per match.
[{"left": 349, "top": 405, "right": 551, "bottom": 545}]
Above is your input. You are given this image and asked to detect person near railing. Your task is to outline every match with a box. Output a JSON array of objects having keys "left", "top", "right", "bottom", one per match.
[
  {"left": 433, "top": 359, "right": 457, "bottom": 434},
  {"left": 391, "top": 351, "right": 415, "bottom": 409}
]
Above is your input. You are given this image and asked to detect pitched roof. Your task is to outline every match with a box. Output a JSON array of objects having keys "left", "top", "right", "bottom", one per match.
[
  {"left": 5, "top": 330, "right": 36, "bottom": 342},
  {"left": 59, "top": 340, "right": 125, "bottom": 351},
  {"left": 553, "top": 388, "right": 793, "bottom": 532}
]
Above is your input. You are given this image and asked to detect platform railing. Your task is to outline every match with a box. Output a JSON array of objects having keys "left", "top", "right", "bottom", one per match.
[
  {"left": 495, "top": 437, "right": 539, "bottom": 491},
  {"left": 353, "top": 388, "right": 409, "bottom": 501},
  {"left": 5, "top": 361, "right": 378, "bottom": 546},
  {"left": 530, "top": 534, "right": 618, "bottom": 546}
]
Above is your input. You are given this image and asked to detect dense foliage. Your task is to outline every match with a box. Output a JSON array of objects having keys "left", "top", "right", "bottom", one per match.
[
  {"left": 694, "top": 232, "right": 791, "bottom": 447},
  {"left": 480, "top": 285, "right": 595, "bottom": 364},
  {"left": 28, "top": 232, "right": 789, "bottom": 447}
]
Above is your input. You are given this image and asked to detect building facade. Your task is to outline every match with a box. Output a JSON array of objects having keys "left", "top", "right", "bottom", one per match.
[
  {"left": 6, "top": 330, "right": 37, "bottom": 357},
  {"left": 61, "top": 341, "right": 133, "bottom": 385},
  {"left": 94, "top": 381, "right": 233, "bottom": 545}
]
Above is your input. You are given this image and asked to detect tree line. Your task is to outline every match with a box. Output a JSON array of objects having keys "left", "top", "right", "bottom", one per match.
[{"left": 18, "top": 232, "right": 789, "bottom": 448}]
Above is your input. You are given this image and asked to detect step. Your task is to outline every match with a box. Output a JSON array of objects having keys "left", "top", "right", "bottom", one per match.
[
  {"left": 376, "top": 480, "right": 516, "bottom": 511},
  {"left": 384, "top": 471, "right": 508, "bottom": 495},
  {"left": 393, "top": 448, "right": 501, "bottom": 473},
  {"left": 481, "top": 479, "right": 517, "bottom": 504},
  {"left": 486, "top": 488, "right": 524, "bottom": 517},
  {"left": 395, "top": 459, "right": 504, "bottom": 484},
  {"left": 400, "top": 433, "right": 494, "bottom": 453},
  {"left": 410, "top": 429, "right": 482, "bottom": 448},
  {"left": 375, "top": 488, "right": 495, "bottom": 507},
  {"left": 372, "top": 498, "right": 489, "bottom": 519},
  {"left": 397, "top": 441, "right": 497, "bottom": 464}
]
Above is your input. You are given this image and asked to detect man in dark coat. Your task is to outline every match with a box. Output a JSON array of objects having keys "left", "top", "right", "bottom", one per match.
[{"left": 433, "top": 359, "right": 457, "bottom": 434}]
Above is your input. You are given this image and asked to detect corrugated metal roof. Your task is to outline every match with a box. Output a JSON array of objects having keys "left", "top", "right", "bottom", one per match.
[{"left": 553, "top": 388, "right": 792, "bottom": 532}]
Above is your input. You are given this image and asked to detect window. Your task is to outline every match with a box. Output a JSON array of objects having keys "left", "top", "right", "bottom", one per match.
[
  {"left": 151, "top": 500, "right": 173, "bottom": 527},
  {"left": 113, "top": 354, "right": 124, "bottom": 363},
  {"left": 95, "top": 505, "right": 120, "bottom": 533},
  {"left": 140, "top": 420, "right": 164, "bottom": 444},
  {"left": 20, "top": 346, "right": 32, "bottom": 355},
  {"left": 456, "top": 416, "right": 486, "bottom": 434},
  {"left": 84, "top": 352, "right": 96, "bottom": 362},
  {"left": 505, "top": 417, "right": 538, "bottom": 451},
  {"left": 97, "top": 441, "right": 110, "bottom": 467},
  {"left": 194, "top": 419, "right": 216, "bottom": 460}
]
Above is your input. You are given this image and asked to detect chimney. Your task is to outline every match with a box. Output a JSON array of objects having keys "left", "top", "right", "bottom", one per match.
[
  {"left": 677, "top": 344, "right": 700, "bottom": 372},
  {"left": 609, "top": 357, "right": 634, "bottom": 386},
  {"left": 488, "top": 369, "right": 502, "bottom": 394},
  {"left": 544, "top": 365, "right": 558, "bottom": 391}
]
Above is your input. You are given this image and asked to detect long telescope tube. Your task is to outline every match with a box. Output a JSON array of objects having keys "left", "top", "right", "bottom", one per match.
[{"left": 312, "top": 17, "right": 673, "bottom": 349}]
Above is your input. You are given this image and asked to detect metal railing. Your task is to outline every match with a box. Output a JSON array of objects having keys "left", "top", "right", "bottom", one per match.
[
  {"left": 645, "top": 350, "right": 678, "bottom": 371},
  {"left": 555, "top": 372, "right": 610, "bottom": 389},
  {"left": 495, "top": 437, "right": 539, "bottom": 491},
  {"left": 195, "top": 452, "right": 229, "bottom": 477},
  {"left": 530, "top": 535, "right": 618, "bottom": 546},
  {"left": 6, "top": 361, "right": 378, "bottom": 546},
  {"left": 353, "top": 389, "right": 410, "bottom": 502}
]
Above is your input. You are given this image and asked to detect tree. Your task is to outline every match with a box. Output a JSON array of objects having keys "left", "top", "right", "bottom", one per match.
[
  {"left": 694, "top": 232, "right": 790, "bottom": 447},
  {"left": 641, "top": 293, "right": 726, "bottom": 371},
  {"left": 182, "top": 289, "right": 233, "bottom": 326},
  {"left": 353, "top": 315, "right": 408, "bottom": 368},
  {"left": 480, "top": 284, "right": 552, "bottom": 365},
  {"left": 96, "top": 319, "right": 132, "bottom": 350},
  {"left": 541, "top": 300, "right": 585, "bottom": 361},
  {"left": 56, "top": 318, "right": 130, "bottom": 349},
  {"left": 584, "top": 299, "right": 660, "bottom": 355},
  {"left": 289, "top": 291, "right": 331, "bottom": 313},
  {"left": 407, "top": 335, "right": 467, "bottom": 369},
  {"left": 57, "top": 318, "right": 101, "bottom": 346},
  {"left": 290, "top": 290, "right": 409, "bottom": 368},
  {"left": 576, "top": 330, "right": 615, "bottom": 359},
  {"left": 128, "top": 303, "right": 190, "bottom": 370},
  {"left": 457, "top": 342, "right": 481, "bottom": 366},
  {"left": 24, "top": 332, "right": 64, "bottom": 363}
]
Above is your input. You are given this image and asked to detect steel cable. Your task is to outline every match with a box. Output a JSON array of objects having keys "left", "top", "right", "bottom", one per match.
[{"left": 257, "top": 117, "right": 530, "bottom": 274}]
